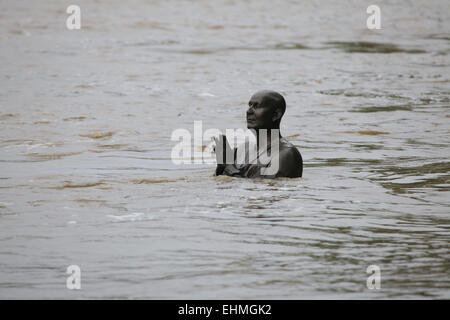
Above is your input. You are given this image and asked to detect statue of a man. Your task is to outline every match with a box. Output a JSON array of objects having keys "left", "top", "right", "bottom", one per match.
[{"left": 214, "top": 90, "right": 303, "bottom": 178}]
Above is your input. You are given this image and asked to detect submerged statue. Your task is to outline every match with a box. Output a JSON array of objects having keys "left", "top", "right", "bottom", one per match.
[{"left": 214, "top": 90, "right": 302, "bottom": 178}]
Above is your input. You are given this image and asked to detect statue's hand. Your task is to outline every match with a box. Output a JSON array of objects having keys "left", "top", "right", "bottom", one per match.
[
  {"left": 213, "top": 135, "right": 233, "bottom": 176},
  {"left": 213, "top": 135, "right": 227, "bottom": 165}
]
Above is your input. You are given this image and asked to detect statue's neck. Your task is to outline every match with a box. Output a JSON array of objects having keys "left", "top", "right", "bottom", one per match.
[{"left": 254, "top": 128, "right": 282, "bottom": 146}]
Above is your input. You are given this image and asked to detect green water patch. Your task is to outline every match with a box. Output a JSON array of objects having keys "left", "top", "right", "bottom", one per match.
[
  {"left": 373, "top": 162, "right": 450, "bottom": 194},
  {"left": 317, "top": 89, "right": 384, "bottom": 98},
  {"left": 159, "top": 42, "right": 311, "bottom": 54},
  {"left": 351, "top": 144, "right": 385, "bottom": 150},
  {"left": 426, "top": 34, "right": 450, "bottom": 41},
  {"left": 317, "top": 89, "right": 411, "bottom": 101},
  {"left": 404, "top": 139, "right": 449, "bottom": 148},
  {"left": 308, "top": 158, "right": 383, "bottom": 167},
  {"left": 380, "top": 162, "right": 450, "bottom": 176},
  {"left": 325, "top": 41, "right": 426, "bottom": 54},
  {"left": 351, "top": 105, "right": 413, "bottom": 113},
  {"left": 273, "top": 43, "right": 310, "bottom": 50},
  {"left": 380, "top": 176, "right": 450, "bottom": 194}
]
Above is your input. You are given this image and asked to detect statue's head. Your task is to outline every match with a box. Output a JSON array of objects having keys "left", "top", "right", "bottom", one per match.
[{"left": 246, "top": 90, "right": 286, "bottom": 130}]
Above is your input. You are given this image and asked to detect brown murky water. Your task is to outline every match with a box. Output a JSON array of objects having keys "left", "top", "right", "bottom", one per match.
[{"left": 0, "top": 0, "right": 449, "bottom": 299}]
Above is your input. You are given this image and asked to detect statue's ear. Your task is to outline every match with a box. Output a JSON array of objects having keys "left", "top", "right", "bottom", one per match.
[{"left": 272, "top": 107, "right": 283, "bottom": 122}]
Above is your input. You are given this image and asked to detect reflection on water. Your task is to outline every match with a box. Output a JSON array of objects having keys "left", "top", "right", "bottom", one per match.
[{"left": 0, "top": 0, "right": 449, "bottom": 299}]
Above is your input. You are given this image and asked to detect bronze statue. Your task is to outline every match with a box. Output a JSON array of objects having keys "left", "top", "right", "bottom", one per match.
[{"left": 214, "top": 90, "right": 302, "bottom": 178}]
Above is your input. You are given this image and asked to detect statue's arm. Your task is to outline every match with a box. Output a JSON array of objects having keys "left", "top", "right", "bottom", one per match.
[
  {"left": 215, "top": 159, "right": 241, "bottom": 177},
  {"left": 214, "top": 142, "right": 241, "bottom": 177},
  {"left": 215, "top": 162, "right": 241, "bottom": 176}
]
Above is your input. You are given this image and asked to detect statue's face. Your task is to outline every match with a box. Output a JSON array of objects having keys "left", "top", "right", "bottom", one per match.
[{"left": 246, "top": 92, "right": 276, "bottom": 130}]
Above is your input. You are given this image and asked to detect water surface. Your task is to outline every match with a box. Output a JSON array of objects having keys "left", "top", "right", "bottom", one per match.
[{"left": 0, "top": 0, "right": 449, "bottom": 299}]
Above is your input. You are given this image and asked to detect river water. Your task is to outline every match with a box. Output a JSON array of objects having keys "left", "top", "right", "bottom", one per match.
[{"left": 0, "top": 0, "right": 449, "bottom": 299}]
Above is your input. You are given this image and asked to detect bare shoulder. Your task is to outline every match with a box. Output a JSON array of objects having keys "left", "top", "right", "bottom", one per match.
[{"left": 276, "top": 139, "right": 303, "bottom": 177}]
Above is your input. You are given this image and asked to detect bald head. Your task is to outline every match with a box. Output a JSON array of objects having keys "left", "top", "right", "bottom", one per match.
[{"left": 246, "top": 90, "right": 286, "bottom": 130}]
